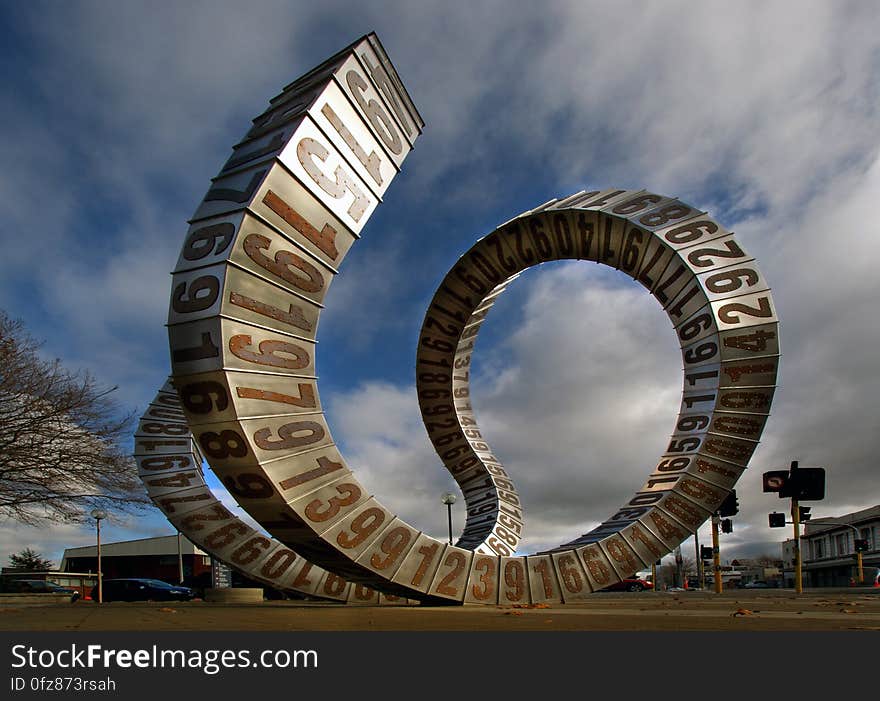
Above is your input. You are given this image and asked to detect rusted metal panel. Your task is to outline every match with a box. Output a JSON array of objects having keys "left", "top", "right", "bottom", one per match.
[
  {"left": 551, "top": 550, "right": 593, "bottom": 601},
  {"left": 576, "top": 544, "right": 621, "bottom": 592},
  {"left": 334, "top": 53, "right": 413, "bottom": 166},
  {"left": 463, "top": 553, "right": 501, "bottom": 605},
  {"left": 248, "top": 166, "right": 357, "bottom": 269},
  {"left": 258, "top": 445, "right": 353, "bottom": 502},
  {"left": 310, "top": 79, "right": 398, "bottom": 198},
  {"left": 277, "top": 116, "right": 378, "bottom": 234},
  {"left": 390, "top": 534, "right": 446, "bottom": 594},
  {"left": 319, "top": 498, "right": 395, "bottom": 561},
  {"left": 525, "top": 554, "right": 563, "bottom": 604},
  {"left": 288, "top": 475, "right": 371, "bottom": 535},
  {"left": 354, "top": 519, "right": 421, "bottom": 579},
  {"left": 227, "top": 215, "right": 335, "bottom": 306},
  {"left": 427, "top": 545, "right": 474, "bottom": 602},
  {"left": 498, "top": 557, "right": 530, "bottom": 605}
]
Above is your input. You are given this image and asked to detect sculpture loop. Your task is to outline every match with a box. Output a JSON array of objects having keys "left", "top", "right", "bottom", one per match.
[{"left": 134, "top": 33, "right": 778, "bottom": 604}]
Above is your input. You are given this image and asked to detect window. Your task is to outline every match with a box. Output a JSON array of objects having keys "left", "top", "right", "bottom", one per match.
[
  {"left": 813, "top": 539, "right": 824, "bottom": 559},
  {"left": 835, "top": 533, "right": 849, "bottom": 555}
]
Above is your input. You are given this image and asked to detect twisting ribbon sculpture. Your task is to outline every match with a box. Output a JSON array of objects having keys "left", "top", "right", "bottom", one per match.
[{"left": 134, "top": 33, "right": 779, "bottom": 604}]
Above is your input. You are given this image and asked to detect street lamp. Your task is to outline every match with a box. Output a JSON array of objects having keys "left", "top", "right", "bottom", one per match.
[
  {"left": 89, "top": 508, "right": 107, "bottom": 603},
  {"left": 441, "top": 493, "right": 457, "bottom": 545},
  {"left": 177, "top": 530, "right": 184, "bottom": 584}
]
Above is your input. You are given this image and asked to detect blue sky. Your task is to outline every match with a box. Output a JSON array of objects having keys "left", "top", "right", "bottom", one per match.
[{"left": 1, "top": 0, "right": 879, "bottom": 571}]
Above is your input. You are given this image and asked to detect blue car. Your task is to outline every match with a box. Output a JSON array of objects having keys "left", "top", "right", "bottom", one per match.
[{"left": 91, "top": 578, "right": 195, "bottom": 602}]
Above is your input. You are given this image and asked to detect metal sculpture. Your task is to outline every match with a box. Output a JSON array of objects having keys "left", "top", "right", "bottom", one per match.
[{"left": 136, "top": 33, "right": 779, "bottom": 604}]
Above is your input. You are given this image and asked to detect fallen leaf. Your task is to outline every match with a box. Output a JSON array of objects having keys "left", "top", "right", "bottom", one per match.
[
  {"left": 732, "top": 608, "right": 753, "bottom": 617},
  {"left": 510, "top": 603, "right": 550, "bottom": 609},
  {"left": 158, "top": 607, "right": 177, "bottom": 613}
]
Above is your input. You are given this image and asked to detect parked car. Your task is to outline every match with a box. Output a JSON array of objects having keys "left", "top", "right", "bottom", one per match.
[
  {"left": 743, "top": 580, "right": 773, "bottom": 589},
  {"left": 91, "top": 578, "right": 195, "bottom": 602},
  {"left": 4, "top": 579, "right": 80, "bottom": 602},
  {"left": 601, "top": 576, "right": 654, "bottom": 592}
]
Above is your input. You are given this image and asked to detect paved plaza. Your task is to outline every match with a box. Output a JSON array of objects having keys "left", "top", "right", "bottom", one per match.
[{"left": 2, "top": 589, "right": 878, "bottom": 632}]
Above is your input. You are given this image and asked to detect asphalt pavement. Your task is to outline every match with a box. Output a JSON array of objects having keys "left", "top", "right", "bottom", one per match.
[{"left": 1, "top": 588, "right": 878, "bottom": 631}]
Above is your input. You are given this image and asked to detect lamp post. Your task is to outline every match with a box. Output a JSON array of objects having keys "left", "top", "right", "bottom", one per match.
[
  {"left": 177, "top": 530, "right": 184, "bottom": 584},
  {"left": 89, "top": 508, "right": 107, "bottom": 603},
  {"left": 441, "top": 493, "right": 456, "bottom": 545}
]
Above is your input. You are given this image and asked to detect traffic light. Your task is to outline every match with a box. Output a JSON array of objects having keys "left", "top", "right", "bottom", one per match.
[
  {"left": 780, "top": 462, "right": 826, "bottom": 500},
  {"left": 700, "top": 546, "right": 713, "bottom": 560},
  {"left": 854, "top": 539, "right": 869, "bottom": 552},
  {"left": 769, "top": 512, "right": 786, "bottom": 528},
  {"left": 721, "top": 519, "right": 733, "bottom": 534},
  {"left": 798, "top": 506, "right": 811, "bottom": 521},
  {"left": 788, "top": 468, "right": 825, "bottom": 500},
  {"left": 718, "top": 490, "right": 739, "bottom": 517}
]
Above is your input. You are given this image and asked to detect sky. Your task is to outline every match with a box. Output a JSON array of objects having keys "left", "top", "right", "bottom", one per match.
[{"left": 1, "top": 0, "right": 878, "bottom": 575}]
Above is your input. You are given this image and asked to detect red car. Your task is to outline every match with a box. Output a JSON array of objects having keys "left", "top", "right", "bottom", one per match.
[{"left": 600, "top": 577, "right": 654, "bottom": 592}]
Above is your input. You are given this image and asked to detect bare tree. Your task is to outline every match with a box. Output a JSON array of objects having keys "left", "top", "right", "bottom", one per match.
[
  {"left": 0, "top": 310, "right": 150, "bottom": 525},
  {"left": 8, "top": 547, "right": 53, "bottom": 570}
]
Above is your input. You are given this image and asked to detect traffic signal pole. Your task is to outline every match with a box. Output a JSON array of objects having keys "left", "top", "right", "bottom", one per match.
[
  {"left": 791, "top": 495, "right": 803, "bottom": 594},
  {"left": 694, "top": 529, "right": 705, "bottom": 590},
  {"left": 711, "top": 515, "right": 722, "bottom": 594}
]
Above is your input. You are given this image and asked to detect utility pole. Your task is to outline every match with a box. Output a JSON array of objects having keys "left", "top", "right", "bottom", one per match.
[
  {"left": 674, "top": 546, "right": 683, "bottom": 588},
  {"left": 694, "top": 530, "right": 704, "bottom": 590},
  {"left": 90, "top": 508, "right": 107, "bottom": 604},
  {"left": 764, "top": 459, "right": 826, "bottom": 593},
  {"left": 792, "top": 494, "right": 803, "bottom": 594},
  {"left": 857, "top": 541, "right": 864, "bottom": 583},
  {"left": 177, "top": 530, "right": 184, "bottom": 584},
  {"left": 711, "top": 515, "right": 722, "bottom": 593}
]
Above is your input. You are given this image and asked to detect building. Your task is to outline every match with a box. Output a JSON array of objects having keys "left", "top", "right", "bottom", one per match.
[
  {"left": 61, "top": 534, "right": 212, "bottom": 586},
  {"left": 782, "top": 505, "right": 880, "bottom": 587},
  {"left": 0, "top": 569, "right": 97, "bottom": 599}
]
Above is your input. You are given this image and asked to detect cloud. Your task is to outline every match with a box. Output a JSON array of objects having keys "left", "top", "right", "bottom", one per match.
[
  {"left": 326, "top": 380, "right": 457, "bottom": 541},
  {"left": 323, "top": 263, "right": 685, "bottom": 553},
  {"left": 2, "top": 1, "right": 878, "bottom": 571}
]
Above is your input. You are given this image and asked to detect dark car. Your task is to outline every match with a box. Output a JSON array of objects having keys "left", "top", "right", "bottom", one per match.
[
  {"left": 92, "top": 578, "right": 195, "bottom": 602},
  {"left": 743, "top": 580, "right": 773, "bottom": 589},
  {"left": 601, "top": 577, "right": 654, "bottom": 592},
  {"left": 5, "top": 579, "right": 81, "bottom": 602}
]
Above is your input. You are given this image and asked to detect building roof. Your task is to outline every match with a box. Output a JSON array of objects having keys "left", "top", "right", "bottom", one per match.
[
  {"left": 803, "top": 504, "right": 880, "bottom": 537},
  {"left": 60, "top": 534, "right": 206, "bottom": 568}
]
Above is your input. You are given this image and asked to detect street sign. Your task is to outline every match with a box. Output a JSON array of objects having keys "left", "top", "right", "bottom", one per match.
[
  {"left": 762, "top": 470, "right": 788, "bottom": 493},
  {"left": 768, "top": 512, "right": 786, "bottom": 528}
]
